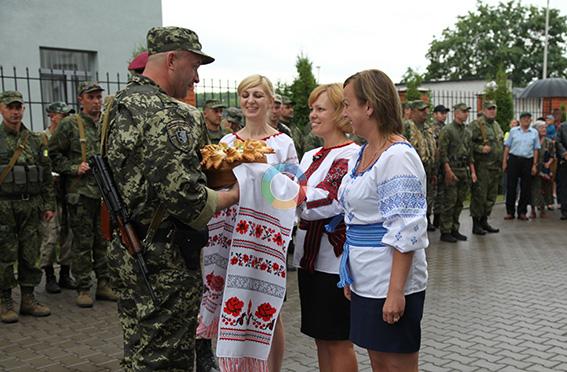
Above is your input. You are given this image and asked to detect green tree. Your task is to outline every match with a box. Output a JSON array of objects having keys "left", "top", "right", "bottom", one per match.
[
  {"left": 425, "top": 1, "right": 567, "bottom": 86},
  {"left": 289, "top": 53, "right": 318, "bottom": 129},
  {"left": 401, "top": 67, "right": 426, "bottom": 102},
  {"left": 485, "top": 69, "right": 514, "bottom": 132}
]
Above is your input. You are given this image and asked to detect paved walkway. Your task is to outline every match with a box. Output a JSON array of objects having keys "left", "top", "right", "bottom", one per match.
[{"left": 1, "top": 204, "right": 567, "bottom": 371}]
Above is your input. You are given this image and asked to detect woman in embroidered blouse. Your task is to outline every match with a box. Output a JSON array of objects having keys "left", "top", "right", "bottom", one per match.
[
  {"left": 220, "top": 74, "right": 297, "bottom": 372},
  {"left": 293, "top": 84, "right": 360, "bottom": 372},
  {"left": 339, "top": 70, "right": 428, "bottom": 372}
]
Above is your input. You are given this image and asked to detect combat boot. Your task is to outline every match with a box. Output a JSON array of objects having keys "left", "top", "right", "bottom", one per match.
[
  {"left": 58, "top": 265, "right": 77, "bottom": 289},
  {"left": 480, "top": 216, "right": 499, "bottom": 233},
  {"left": 195, "top": 338, "right": 220, "bottom": 372},
  {"left": 440, "top": 233, "right": 457, "bottom": 243},
  {"left": 95, "top": 279, "right": 118, "bottom": 302},
  {"left": 472, "top": 217, "right": 486, "bottom": 235},
  {"left": 44, "top": 266, "right": 61, "bottom": 294},
  {"left": 0, "top": 290, "right": 18, "bottom": 323},
  {"left": 76, "top": 290, "right": 94, "bottom": 308},
  {"left": 427, "top": 215, "right": 437, "bottom": 231},
  {"left": 451, "top": 230, "right": 468, "bottom": 241},
  {"left": 20, "top": 287, "right": 51, "bottom": 317}
]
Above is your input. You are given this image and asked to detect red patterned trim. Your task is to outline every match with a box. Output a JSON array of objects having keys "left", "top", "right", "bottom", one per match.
[{"left": 234, "top": 132, "right": 284, "bottom": 141}]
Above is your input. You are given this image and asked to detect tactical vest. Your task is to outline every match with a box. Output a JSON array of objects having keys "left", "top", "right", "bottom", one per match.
[{"left": 0, "top": 130, "right": 47, "bottom": 196}]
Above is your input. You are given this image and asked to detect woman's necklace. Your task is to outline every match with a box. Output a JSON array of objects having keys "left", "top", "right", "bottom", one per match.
[{"left": 359, "top": 138, "right": 390, "bottom": 171}]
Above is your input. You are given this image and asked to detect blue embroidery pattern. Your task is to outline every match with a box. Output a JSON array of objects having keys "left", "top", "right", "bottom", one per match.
[{"left": 377, "top": 175, "right": 426, "bottom": 218}]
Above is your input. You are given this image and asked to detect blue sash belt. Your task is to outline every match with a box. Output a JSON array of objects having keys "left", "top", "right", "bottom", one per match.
[{"left": 334, "top": 222, "right": 387, "bottom": 288}]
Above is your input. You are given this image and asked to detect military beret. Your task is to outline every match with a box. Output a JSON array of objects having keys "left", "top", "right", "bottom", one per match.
[
  {"left": 452, "top": 102, "right": 471, "bottom": 111},
  {"left": 433, "top": 104, "right": 450, "bottom": 113},
  {"left": 411, "top": 100, "right": 428, "bottom": 110},
  {"left": 224, "top": 107, "right": 243, "bottom": 124},
  {"left": 519, "top": 111, "right": 532, "bottom": 118},
  {"left": 46, "top": 101, "right": 75, "bottom": 114},
  {"left": 204, "top": 99, "right": 227, "bottom": 109},
  {"left": 78, "top": 81, "right": 104, "bottom": 96},
  {"left": 0, "top": 90, "right": 24, "bottom": 105},
  {"left": 274, "top": 94, "right": 283, "bottom": 104},
  {"left": 146, "top": 26, "right": 214, "bottom": 65},
  {"left": 483, "top": 100, "right": 497, "bottom": 109},
  {"left": 281, "top": 96, "right": 294, "bottom": 105}
]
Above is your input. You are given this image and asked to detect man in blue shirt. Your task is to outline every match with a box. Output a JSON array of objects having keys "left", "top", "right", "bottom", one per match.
[{"left": 503, "top": 112, "right": 540, "bottom": 220}]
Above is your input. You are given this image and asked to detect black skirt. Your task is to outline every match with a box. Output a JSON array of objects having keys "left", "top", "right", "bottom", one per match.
[{"left": 298, "top": 268, "right": 351, "bottom": 340}]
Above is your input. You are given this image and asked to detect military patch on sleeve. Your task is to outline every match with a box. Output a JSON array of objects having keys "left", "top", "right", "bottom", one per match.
[{"left": 167, "top": 121, "right": 193, "bottom": 152}]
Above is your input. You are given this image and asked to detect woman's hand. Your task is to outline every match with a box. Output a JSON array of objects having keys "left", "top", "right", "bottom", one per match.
[{"left": 383, "top": 290, "right": 405, "bottom": 325}]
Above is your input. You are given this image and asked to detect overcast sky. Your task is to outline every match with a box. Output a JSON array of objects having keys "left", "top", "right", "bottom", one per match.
[{"left": 162, "top": 0, "right": 567, "bottom": 88}]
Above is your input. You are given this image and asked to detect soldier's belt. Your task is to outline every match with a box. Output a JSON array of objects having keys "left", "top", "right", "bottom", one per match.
[{"left": 0, "top": 193, "right": 39, "bottom": 201}]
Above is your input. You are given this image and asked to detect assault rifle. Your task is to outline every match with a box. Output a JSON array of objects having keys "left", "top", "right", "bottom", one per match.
[{"left": 89, "top": 155, "right": 158, "bottom": 305}]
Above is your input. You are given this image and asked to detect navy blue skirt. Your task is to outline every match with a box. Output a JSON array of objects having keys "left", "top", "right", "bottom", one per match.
[{"left": 350, "top": 290, "right": 425, "bottom": 353}]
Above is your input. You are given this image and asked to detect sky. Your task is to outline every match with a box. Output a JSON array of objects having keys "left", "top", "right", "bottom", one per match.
[{"left": 162, "top": 0, "right": 567, "bottom": 88}]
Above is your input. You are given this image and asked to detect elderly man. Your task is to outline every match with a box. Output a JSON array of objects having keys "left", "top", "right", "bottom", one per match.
[
  {"left": 503, "top": 112, "right": 540, "bottom": 220},
  {"left": 0, "top": 91, "right": 55, "bottom": 323},
  {"left": 103, "top": 26, "right": 239, "bottom": 370}
]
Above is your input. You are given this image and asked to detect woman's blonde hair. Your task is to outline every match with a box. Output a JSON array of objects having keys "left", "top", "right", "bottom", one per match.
[
  {"left": 308, "top": 84, "right": 352, "bottom": 134},
  {"left": 237, "top": 74, "right": 274, "bottom": 101}
]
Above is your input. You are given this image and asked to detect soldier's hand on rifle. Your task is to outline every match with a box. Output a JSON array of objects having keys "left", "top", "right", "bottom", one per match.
[
  {"left": 482, "top": 145, "right": 491, "bottom": 154},
  {"left": 42, "top": 210, "right": 55, "bottom": 222},
  {"left": 77, "top": 161, "right": 91, "bottom": 175},
  {"left": 471, "top": 171, "right": 478, "bottom": 184}
]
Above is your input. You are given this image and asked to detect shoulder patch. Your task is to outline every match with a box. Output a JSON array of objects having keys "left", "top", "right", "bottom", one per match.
[{"left": 167, "top": 120, "right": 192, "bottom": 152}]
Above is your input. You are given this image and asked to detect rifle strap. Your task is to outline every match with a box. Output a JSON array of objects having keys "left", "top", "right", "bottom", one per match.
[
  {"left": 100, "top": 95, "right": 115, "bottom": 156},
  {"left": 75, "top": 114, "right": 88, "bottom": 163},
  {"left": 143, "top": 204, "right": 167, "bottom": 245},
  {"left": 0, "top": 131, "right": 29, "bottom": 185},
  {"left": 479, "top": 120, "right": 489, "bottom": 145}
]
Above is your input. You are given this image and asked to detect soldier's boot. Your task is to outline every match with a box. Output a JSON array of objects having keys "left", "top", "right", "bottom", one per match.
[
  {"left": 440, "top": 233, "right": 457, "bottom": 243},
  {"left": 58, "top": 265, "right": 77, "bottom": 290},
  {"left": 20, "top": 287, "right": 51, "bottom": 317},
  {"left": 95, "top": 280, "right": 118, "bottom": 302},
  {"left": 44, "top": 266, "right": 61, "bottom": 294},
  {"left": 427, "top": 215, "right": 437, "bottom": 231},
  {"left": 76, "top": 290, "right": 94, "bottom": 308},
  {"left": 195, "top": 338, "right": 220, "bottom": 372},
  {"left": 480, "top": 216, "right": 499, "bottom": 233},
  {"left": 472, "top": 217, "right": 486, "bottom": 235},
  {"left": 0, "top": 290, "right": 18, "bottom": 323},
  {"left": 451, "top": 230, "right": 468, "bottom": 241}
]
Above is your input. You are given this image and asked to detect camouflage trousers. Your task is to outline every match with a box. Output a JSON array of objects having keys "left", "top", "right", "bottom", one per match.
[
  {"left": 470, "top": 164, "right": 501, "bottom": 218},
  {"left": 440, "top": 170, "right": 470, "bottom": 234},
  {"left": 108, "top": 237, "right": 202, "bottom": 371},
  {"left": 426, "top": 168, "right": 436, "bottom": 216},
  {"left": 68, "top": 195, "right": 108, "bottom": 290},
  {"left": 0, "top": 196, "right": 43, "bottom": 290},
  {"left": 40, "top": 199, "right": 73, "bottom": 268},
  {"left": 433, "top": 169, "right": 444, "bottom": 215}
]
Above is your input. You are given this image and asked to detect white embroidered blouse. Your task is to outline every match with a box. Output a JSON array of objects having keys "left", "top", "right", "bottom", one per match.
[{"left": 338, "top": 142, "right": 429, "bottom": 299}]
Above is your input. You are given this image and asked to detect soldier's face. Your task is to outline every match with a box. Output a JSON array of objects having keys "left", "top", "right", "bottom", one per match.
[
  {"left": 204, "top": 107, "right": 223, "bottom": 126},
  {"left": 78, "top": 92, "right": 103, "bottom": 117},
  {"left": 239, "top": 85, "right": 271, "bottom": 122},
  {"left": 454, "top": 109, "right": 469, "bottom": 123},
  {"left": 433, "top": 111, "right": 447, "bottom": 123},
  {"left": 269, "top": 101, "right": 281, "bottom": 123},
  {"left": 0, "top": 102, "right": 24, "bottom": 127},
  {"left": 48, "top": 112, "right": 66, "bottom": 127},
  {"left": 309, "top": 91, "right": 335, "bottom": 138},
  {"left": 281, "top": 104, "right": 294, "bottom": 120},
  {"left": 170, "top": 51, "right": 201, "bottom": 99},
  {"left": 412, "top": 108, "right": 428, "bottom": 124},
  {"left": 484, "top": 107, "right": 497, "bottom": 119}
]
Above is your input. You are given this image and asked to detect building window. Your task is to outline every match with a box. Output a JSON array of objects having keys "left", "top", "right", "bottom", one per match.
[{"left": 39, "top": 47, "right": 97, "bottom": 127}]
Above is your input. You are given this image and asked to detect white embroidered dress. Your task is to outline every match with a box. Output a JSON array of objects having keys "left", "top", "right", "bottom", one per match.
[
  {"left": 338, "top": 142, "right": 428, "bottom": 299},
  {"left": 293, "top": 142, "right": 360, "bottom": 274}
]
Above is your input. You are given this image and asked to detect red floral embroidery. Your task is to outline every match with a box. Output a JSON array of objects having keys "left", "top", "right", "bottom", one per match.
[
  {"left": 223, "top": 296, "right": 244, "bottom": 317},
  {"left": 229, "top": 252, "right": 286, "bottom": 277},
  {"left": 206, "top": 273, "right": 225, "bottom": 292},
  {"left": 236, "top": 220, "right": 249, "bottom": 234},
  {"left": 254, "top": 225, "right": 264, "bottom": 238},
  {"left": 255, "top": 302, "right": 277, "bottom": 322},
  {"left": 273, "top": 233, "right": 284, "bottom": 246},
  {"left": 230, "top": 256, "right": 238, "bottom": 265},
  {"left": 272, "top": 263, "right": 279, "bottom": 270}
]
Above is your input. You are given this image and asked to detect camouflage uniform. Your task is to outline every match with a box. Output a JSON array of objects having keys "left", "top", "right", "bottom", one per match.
[
  {"left": 431, "top": 119, "right": 445, "bottom": 219},
  {"left": 104, "top": 27, "right": 217, "bottom": 371},
  {"left": 49, "top": 111, "right": 109, "bottom": 290},
  {"left": 438, "top": 119, "right": 473, "bottom": 234},
  {"left": 469, "top": 111, "right": 504, "bottom": 220},
  {"left": 1, "top": 92, "right": 55, "bottom": 322}
]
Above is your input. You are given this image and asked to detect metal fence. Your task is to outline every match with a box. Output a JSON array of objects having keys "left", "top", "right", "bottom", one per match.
[{"left": 1, "top": 65, "right": 544, "bottom": 132}]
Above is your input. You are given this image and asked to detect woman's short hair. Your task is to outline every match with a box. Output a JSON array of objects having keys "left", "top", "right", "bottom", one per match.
[
  {"left": 308, "top": 84, "right": 352, "bottom": 134},
  {"left": 237, "top": 74, "right": 274, "bottom": 101},
  {"left": 343, "top": 69, "right": 402, "bottom": 135}
]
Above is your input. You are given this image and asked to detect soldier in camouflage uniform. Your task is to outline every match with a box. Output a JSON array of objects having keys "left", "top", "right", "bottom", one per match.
[
  {"left": 431, "top": 104, "right": 450, "bottom": 228},
  {"left": 469, "top": 101, "right": 503, "bottom": 234},
  {"left": 49, "top": 82, "right": 117, "bottom": 307},
  {"left": 438, "top": 103, "right": 477, "bottom": 243},
  {"left": 104, "top": 26, "right": 239, "bottom": 371},
  {"left": 0, "top": 91, "right": 55, "bottom": 323},
  {"left": 223, "top": 107, "right": 243, "bottom": 132},
  {"left": 40, "top": 102, "right": 76, "bottom": 294},
  {"left": 203, "top": 99, "right": 228, "bottom": 144},
  {"left": 405, "top": 100, "right": 437, "bottom": 231}
]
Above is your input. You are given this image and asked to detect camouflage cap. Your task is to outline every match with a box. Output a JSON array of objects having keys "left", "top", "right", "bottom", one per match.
[
  {"left": 483, "top": 100, "right": 497, "bottom": 109},
  {"left": 0, "top": 90, "right": 24, "bottom": 105},
  {"left": 282, "top": 96, "right": 295, "bottom": 105},
  {"left": 401, "top": 102, "right": 411, "bottom": 110},
  {"left": 78, "top": 81, "right": 104, "bottom": 96},
  {"left": 46, "top": 101, "right": 75, "bottom": 114},
  {"left": 453, "top": 102, "right": 471, "bottom": 111},
  {"left": 519, "top": 111, "right": 532, "bottom": 118},
  {"left": 204, "top": 99, "right": 227, "bottom": 109},
  {"left": 411, "top": 100, "right": 428, "bottom": 110},
  {"left": 146, "top": 26, "right": 214, "bottom": 65},
  {"left": 274, "top": 94, "right": 282, "bottom": 104},
  {"left": 224, "top": 107, "right": 243, "bottom": 124}
]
